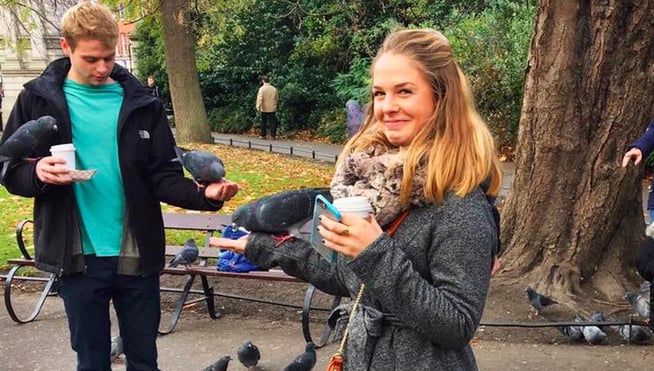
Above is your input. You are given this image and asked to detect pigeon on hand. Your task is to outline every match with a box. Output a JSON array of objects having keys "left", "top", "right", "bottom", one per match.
[
  {"left": 525, "top": 287, "right": 558, "bottom": 319},
  {"left": 201, "top": 355, "right": 231, "bottom": 371},
  {"left": 174, "top": 146, "right": 225, "bottom": 187},
  {"left": 168, "top": 238, "right": 199, "bottom": 268},
  {"left": 625, "top": 292, "right": 651, "bottom": 320},
  {"left": 0, "top": 115, "right": 59, "bottom": 162},
  {"left": 110, "top": 335, "right": 123, "bottom": 362},
  {"left": 237, "top": 340, "right": 260, "bottom": 370},
  {"left": 232, "top": 188, "right": 332, "bottom": 237},
  {"left": 283, "top": 342, "right": 316, "bottom": 371},
  {"left": 617, "top": 324, "right": 653, "bottom": 344}
]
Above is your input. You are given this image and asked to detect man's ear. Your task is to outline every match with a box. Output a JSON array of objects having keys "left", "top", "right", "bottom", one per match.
[{"left": 60, "top": 37, "right": 71, "bottom": 56}]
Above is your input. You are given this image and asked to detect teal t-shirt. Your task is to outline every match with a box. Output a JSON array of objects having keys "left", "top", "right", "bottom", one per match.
[{"left": 64, "top": 78, "right": 125, "bottom": 256}]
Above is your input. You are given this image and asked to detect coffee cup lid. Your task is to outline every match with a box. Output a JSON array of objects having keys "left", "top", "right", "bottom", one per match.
[
  {"left": 333, "top": 196, "right": 372, "bottom": 212},
  {"left": 50, "top": 143, "right": 75, "bottom": 151}
]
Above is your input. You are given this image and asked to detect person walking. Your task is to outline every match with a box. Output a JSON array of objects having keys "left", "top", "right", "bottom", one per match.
[
  {"left": 256, "top": 75, "right": 278, "bottom": 139},
  {"left": 144, "top": 75, "right": 160, "bottom": 99},
  {"left": 0, "top": 2, "right": 239, "bottom": 370},
  {"left": 622, "top": 118, "right": 654, "bottom": 223},
  {"left": 212, "top": 28, "right": 501, "bottom": 370}
]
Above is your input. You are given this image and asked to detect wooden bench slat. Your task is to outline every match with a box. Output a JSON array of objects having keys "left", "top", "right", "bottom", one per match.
[{"left": 162, "top": 213, "right": 232, "bottom": 230}]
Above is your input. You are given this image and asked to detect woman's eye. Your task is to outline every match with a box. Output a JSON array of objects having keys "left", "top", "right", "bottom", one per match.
[
  {"left": 399, "top": 89, "right": 412, "bottom": 95},
  {"left": 373, "top": 91, "right": 385, "bottom": 97}
]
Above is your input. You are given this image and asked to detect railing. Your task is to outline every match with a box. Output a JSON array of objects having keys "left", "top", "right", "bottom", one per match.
[{"left": 213, "top": 137, "right": 339, "bottom": 163}]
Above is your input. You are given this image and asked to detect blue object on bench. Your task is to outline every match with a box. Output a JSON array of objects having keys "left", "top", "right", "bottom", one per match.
[{"left": 217, "top": 225, "right": 260, "bottom": 272}]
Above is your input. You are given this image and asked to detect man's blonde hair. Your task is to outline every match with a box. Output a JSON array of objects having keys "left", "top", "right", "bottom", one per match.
[
  {"left": 61, "top": 1, "right": 118, "bottom": 50},
  {"left": 340, "top": 28, "right": 502, "bottom": 205}
]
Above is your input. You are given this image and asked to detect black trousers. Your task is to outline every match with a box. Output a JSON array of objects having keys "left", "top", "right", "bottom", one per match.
[
  {"left": 260, "top": 111, "right": 277, "bottom": 138},
  {"left": 58, "top": 255, "right": 160, "bottom": 371}
]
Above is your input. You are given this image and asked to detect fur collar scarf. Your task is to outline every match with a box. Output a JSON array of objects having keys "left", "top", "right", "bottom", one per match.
[{"left": 330, "top": 145, "right": 429, "bottom": 226}]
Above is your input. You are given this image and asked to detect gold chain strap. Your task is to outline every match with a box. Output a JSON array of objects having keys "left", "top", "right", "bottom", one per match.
[{"left": 335, "top": 283, "right": 365, "bottom": 356}]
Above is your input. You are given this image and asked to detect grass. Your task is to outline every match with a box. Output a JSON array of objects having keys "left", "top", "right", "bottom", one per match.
[{"left": 0, "top": 143, "right": 335, "bottom": 269}]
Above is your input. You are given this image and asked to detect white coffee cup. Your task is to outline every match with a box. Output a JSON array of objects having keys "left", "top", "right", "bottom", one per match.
[
  {"left": 50, "top": 143, "right": 76, "bottom": 170},
  {"left": 333, "top": 196, "right": 373, "bottom": 219}
]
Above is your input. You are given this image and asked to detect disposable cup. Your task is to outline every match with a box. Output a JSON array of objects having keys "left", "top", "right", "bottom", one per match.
[
  {"left": 333, "top": 196, "right": 373, "bottom": 219},
  {"left": 50, "top": 143, "right": 76, "bottom": 170}
]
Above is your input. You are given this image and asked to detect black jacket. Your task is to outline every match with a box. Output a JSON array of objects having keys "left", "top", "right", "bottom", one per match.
[{"left": 1, "top": 58, "right": 222, "bottom": 276}]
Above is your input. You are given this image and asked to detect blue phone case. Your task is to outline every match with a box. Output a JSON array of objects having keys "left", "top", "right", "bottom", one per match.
[{"left": 309, "top": 195, "right": 342, "bottom": 263}]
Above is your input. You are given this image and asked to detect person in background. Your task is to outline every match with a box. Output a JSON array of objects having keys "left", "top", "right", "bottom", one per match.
[
  {"left": 212, "top": 28, "right": 501, "bottom": 370},
  {"left": 0, "top": 2, "right": 239, "bottom": 370},
  {"left": 256, "top": 75, "right": 278, "bottom": 139},
  {"left": 144, "top": 75, "right": 160, "bottom": 99},
  {"left": 621, "top": 118, "right": 654, "bottom": 223},
  {"left": 345, "top": 99, "right": 364, "bottom": 139}
]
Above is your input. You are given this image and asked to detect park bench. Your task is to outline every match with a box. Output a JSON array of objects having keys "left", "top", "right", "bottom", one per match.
[{"left": 3, "top": 212, "right": 342, "bottom": 348}]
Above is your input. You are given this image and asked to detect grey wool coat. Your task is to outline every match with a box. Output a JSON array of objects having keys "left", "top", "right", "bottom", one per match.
[{"left": 244, "top": 188, "right": 497, "bottom": 370}]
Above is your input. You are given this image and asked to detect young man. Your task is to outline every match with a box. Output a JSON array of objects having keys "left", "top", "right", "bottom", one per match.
[
  {"left": 255, "top": 75, "right": 278, "bottom": 139},
  {"left": 622, "top": 119, "right": 654, "bottom": 223},
  {"left": 0, "top": 2, "right": 238, "bottom": 370}
]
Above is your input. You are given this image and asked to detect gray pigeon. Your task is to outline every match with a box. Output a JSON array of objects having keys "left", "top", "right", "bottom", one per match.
[
  {"left": 625, "top": 292, "right": 650, "bottom": 319},
  {"left": 110, "top": 335, "right": 123, "bottom": 362},
  {"left": 168, "top": 238, "right": 199, "bottom": 268},
  {"left": 589, "top": 310, "right": 607, "bottom": 330},
  {"left": 579, "top": 313, "right": 607, "bottom": 345},
  {"left": 174, "top": 146, "right": 225, "bottom": 186},
  {"left": 617, "top": 324, "right": 653, "bottom": 344},
  {"left": 283, "top": 342, "right": 316, "bottom": 371},
  {"left": 201, "top": 355, "right": 231, "bottom": 371},
  {"left": 525, "top": 287, "right": 558, "bottom": 318},
  {"left": 557, "top": 315, "right": 584, "bottom": 341},
  {"left": 237, "top": 340, "right": 260, "bottom": 370},
  {"left": 0, "top": 115, "right": 59, "bottom": 161}
]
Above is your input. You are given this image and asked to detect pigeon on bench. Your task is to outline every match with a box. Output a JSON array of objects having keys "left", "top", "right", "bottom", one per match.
[
  {"left": 174, "top": 146, "right": 225, "bottom": 188},
  {"left": 231, "top": 187, "right": 332, "bottom": 238},
  {"left": 168, "top": 238, "right": 199, "bottom": 269},
  {"left": 0, "top": 115, "right": 59, "bottom": 162},
  {"left": 525, "top": 286, "right": 558, "bottom": 319}
]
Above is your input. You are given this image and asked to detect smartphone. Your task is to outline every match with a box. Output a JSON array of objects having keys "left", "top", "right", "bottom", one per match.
[{"left": 309, "top": 195, "right": 342, "bottom": 263}]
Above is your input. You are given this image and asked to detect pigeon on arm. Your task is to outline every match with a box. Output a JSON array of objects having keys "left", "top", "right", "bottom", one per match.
[
  {"left": 0, "top": 115, "right": 59, "bottom": 162},
  {"left": 174, "top": 146, "right": 225, "bottom": 188}
]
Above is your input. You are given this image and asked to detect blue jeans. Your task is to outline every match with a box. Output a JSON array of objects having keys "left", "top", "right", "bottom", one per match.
[
  {"left": 58, "top": 255, "right": 160, "bottom": 371},
  {"left": 649, "top": 209, "right": 654, "bottom": 224}
]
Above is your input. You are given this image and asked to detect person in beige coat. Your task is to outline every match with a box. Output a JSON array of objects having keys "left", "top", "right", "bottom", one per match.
[{"left": 256, "top": 75, "right": 278, "bottom": 139}]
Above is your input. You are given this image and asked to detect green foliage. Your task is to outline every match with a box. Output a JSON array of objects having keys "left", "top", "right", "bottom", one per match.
[
  {"left": 133, "top": 15, "right": 170, "bottom": 102},
  {"left": 315, "top": 108, "right": 348, "bottom": 143}
]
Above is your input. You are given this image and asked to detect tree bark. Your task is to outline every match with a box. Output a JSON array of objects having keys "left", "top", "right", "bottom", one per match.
[
  {"left": 499, "top": 0, "right": 654, "bottom": 302},
  {"left": 159, "top": 0, "right": 213, "bottom": 144}
]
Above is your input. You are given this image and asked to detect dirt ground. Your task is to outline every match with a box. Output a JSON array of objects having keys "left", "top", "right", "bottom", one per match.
[{"left": 1, "top": 274, "right": 653, "bottom": 370}]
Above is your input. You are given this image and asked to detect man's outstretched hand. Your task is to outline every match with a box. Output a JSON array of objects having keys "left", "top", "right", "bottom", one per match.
[{"left": 204, "top": 178, "right": 239, "bottom": 201}]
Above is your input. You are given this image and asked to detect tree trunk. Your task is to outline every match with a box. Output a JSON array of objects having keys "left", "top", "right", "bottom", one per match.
[
  {"left": 499, "top": 1, "right": 654, "bottom": 303},
  {"left": 159, "top": 0, "right": 213, "bottom": 144}
]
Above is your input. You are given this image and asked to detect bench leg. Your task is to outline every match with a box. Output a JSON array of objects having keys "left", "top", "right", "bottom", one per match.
[
  {"left": 158, "top": 273, "right": 197, "bottom": 335},
  {"left": 301, "top": 284, "right": 342, "bottom": 348},
  {"left": 4, "top": 264, "right": 57, "bottom": 324},
  {"left": 200, "top": 275, "right": 222, "bottom": 319}
]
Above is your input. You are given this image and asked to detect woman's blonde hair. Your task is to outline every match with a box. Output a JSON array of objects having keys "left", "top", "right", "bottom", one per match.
[
  {"left": 340, "top": 28, "right": 502, "bottom": 205},
  {"left": 61, "top": 1, "right": 118, "bottom": 50}
]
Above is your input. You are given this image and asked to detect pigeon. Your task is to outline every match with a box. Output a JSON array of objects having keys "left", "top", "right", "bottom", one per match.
[
  {"left": 625, "top": 292, "right": 651, "bottom": 320},
  {"left": 174, "top": 146, "right": 225, "bottom": 186},
  {"left": 283, "top": 342, "right": 316, "bottom": 371},
  {"left": 0, "top": 115, "right": 59, "bottom": 162},
  {"left": 110, "top": 335, "right": 123, "bottom": 362},
  {"left": 232, "top": 188, "right": 332, "bottom": 236},
  {"left": 201, "top": 355, "right": 231, "bottom": 371},
  {"left": 557, "top": 315, "right": 584, "bottom": 342},
  {"left": 589, "top": 310, "right": 607, "bottom": 330},
  {"left": 168, "top": 238, "right": 199, "bottom": 268},
  {"left": 525, "top": 287, "right": 558, "bottom": 318},
  {"left": 578, "top": 313, "right": 607, "bottom": 345},
  {"left": 237, "top": 340, "right": 260, "bottom": 370},
  {"left": 617, "top": 324, "right": 653, "bottom": 344}
]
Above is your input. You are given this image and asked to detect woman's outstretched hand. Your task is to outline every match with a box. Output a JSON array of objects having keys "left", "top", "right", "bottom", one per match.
[{"left": 210, "top": 235, "right": 248, "bottom": 254}]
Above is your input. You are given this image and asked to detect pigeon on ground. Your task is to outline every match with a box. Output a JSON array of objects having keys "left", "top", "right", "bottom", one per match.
[
  {"left": 589, "top": 310, "right": 607, "bottom": 330},
  {"left": 283, "top": 342, "right": 316, "bottom": 371},
  {"left": 578, "top": 313, "right": 607, "bottom": 345},
  {"left": 174, "top": 146, "right": 225, "bottom": 186},
  {"left": 557, "top": 315, "right": 584, "bottom": 342},
  {"left": 110, "top": 335, "right": 123, "bottom": 362},
  {"left": 168, "top": 238, "right": 199, "bottom": 268},
  {"left": 237, "top": 340, "right": 260, "bottom": 370},
  {"left": 625, "top": 292, "right": 651, "bottom": 320},
  {"left": 0, "top": 115, "right": 59, "bottom": 162},
  {"left": 201, "top": 355, "right": 231, "bottom": 371},
  {"left": 232, "top": 188, "right": 332, "bottom": 236},
  {"left": 617, "top": 324, "right": 653, "bottom": 344},
  {"left": 525, "top": 287, "right": 558, "bottom": 319}
]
